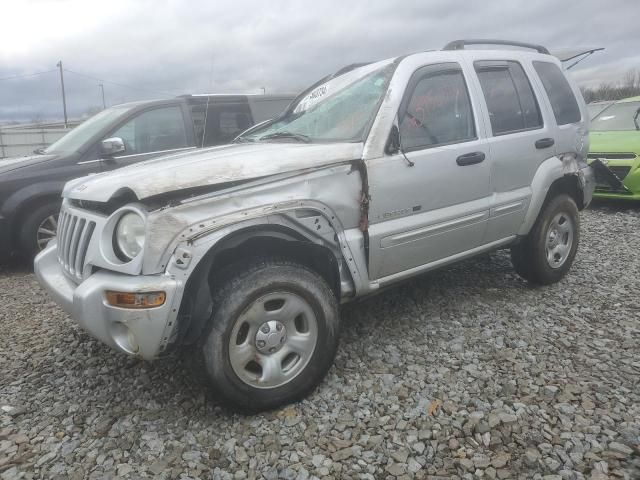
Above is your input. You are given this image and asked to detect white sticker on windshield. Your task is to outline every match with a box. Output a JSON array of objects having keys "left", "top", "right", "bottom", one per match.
[
  {"left": 309, "top": 85, "right": 328, "bottom": 100},
  {"left": 294, "top": 84, "right": 330, "bottom": 113}
]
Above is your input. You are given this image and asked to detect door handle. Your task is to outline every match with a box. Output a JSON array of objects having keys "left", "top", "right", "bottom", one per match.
[
  {"left": 456, "top": 151, "right": 485, "bottom": 166},
  {"left": 535, "top": 138, "right": 555, "bottom": 149}
]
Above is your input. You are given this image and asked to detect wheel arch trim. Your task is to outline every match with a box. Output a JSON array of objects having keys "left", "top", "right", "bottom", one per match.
[
  {"left": 518, "top": 155, "right": 589, "bottom": 236},
  {"left": 1, "top": 181, "right": 65, "bottom": 221},
  {"left": 162, "top": 205, "right": 368, "bottom": 347}
]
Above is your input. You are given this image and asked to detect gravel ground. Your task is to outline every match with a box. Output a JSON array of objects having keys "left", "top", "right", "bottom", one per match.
[{"left": 1, "top": 203, "right": 639, "bottom": 480}]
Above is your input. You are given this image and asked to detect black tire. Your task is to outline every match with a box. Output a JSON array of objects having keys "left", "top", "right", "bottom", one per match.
[
  {"left": 197, "top": 257, "right": 340, "bottom": 413},
  {"left": 19, "top": 200, "right": 62, "bottom": 259},
  {"left": 511, "top": 194, "right": 580, "bottom": 285}
]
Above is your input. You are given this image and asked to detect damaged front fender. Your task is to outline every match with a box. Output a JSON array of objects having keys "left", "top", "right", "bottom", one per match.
[
  {"left": 141, "top": 163, "right": 370, "bottom": 296},
  {"left": 160, "top": 207, "right": 365, "bottom": 348}
]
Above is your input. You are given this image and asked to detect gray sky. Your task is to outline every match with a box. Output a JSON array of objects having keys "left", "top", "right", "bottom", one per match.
[{"left": 1, "top": 0, "right": 639, "bottom": 123}]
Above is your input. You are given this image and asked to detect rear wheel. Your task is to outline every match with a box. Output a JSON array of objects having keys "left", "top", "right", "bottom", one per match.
[
  {"left": 197, "top": 258, "right": 340, "bottom": 412},
  {"left": 511, "top": 194, "right": 579, "bottom": 285},
  {"left": 19, "top": 201, "right": 61, "bottom": 258}
]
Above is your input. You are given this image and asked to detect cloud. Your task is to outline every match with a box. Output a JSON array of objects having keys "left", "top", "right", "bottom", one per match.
[{"left": 1, "top": 0, "right": 639, "bottom": 122}]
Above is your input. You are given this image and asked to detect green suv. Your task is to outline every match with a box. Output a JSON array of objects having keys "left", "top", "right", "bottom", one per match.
[{"left": 589, "top": 96, "right": 640, "bottom": 200}]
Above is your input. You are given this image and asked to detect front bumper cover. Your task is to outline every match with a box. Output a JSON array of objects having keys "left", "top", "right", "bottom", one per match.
[
  {"left": 34, "top": 242, "right": 182, "bottom": 360},
  {"left": 591, "top": 158, "right": 630, "bottom": 193}
]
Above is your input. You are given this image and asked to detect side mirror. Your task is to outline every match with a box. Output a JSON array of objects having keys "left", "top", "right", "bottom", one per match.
[
  {"left": 100, "top": 137, "right": 125, "bottom": 157},
  {"left": 385, "top": 125, "right": 401, "bottom": 155}
]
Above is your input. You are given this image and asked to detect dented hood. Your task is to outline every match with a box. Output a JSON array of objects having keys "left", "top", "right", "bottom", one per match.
[{"left": 64, "top": 142, "right": 364, "bottom": 202}]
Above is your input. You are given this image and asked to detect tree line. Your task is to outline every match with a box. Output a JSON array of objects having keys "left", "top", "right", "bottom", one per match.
[{"left": 581, "top": 69, "right": 640, "bottom": 103}]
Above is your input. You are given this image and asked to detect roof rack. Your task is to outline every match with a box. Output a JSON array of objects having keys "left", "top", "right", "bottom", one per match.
[{"left": 443, "top": 39, "right": 550, "bottom": 55}]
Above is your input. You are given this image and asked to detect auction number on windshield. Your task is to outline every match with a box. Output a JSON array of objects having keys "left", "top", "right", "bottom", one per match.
[{"left": 309, "top": 86, "right": 328, "bottom": 99}]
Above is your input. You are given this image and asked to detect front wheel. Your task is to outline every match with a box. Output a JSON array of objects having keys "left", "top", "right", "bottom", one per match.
[
  {"left": 511, "top": 194, "right": 580, "bottom": 285},
  {"left": 19, "top": 201, "right": 61, "bottom": 259},
  {"left": 197, "top": 258, "right": 340, "bottom": 412}
]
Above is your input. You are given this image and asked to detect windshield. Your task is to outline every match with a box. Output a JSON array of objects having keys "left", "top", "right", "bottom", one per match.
[
  {"left": 44, "top": 105, "right": 134, "bottom": 153},
  {"left": 591, "top": 101, "right": 640, "bottom": 131},
  {"left": 239, "top": 60, "right": 394, "bottom": 143},
  {"left": 587, "top": 102, "right": 613, "bottom": 120}
]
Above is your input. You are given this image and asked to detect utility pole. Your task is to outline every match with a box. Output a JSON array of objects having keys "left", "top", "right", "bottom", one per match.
[
  {"left": 99, "top": 83, "right": 106, "bottom": 109},
  {"left": 56, "top": 61, "right": 68, "bottom": 128}
]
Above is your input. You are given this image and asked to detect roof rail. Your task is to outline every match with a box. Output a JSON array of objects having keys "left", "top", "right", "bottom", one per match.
[{"left": 443, "top": 39, "right": 550, "bottom": 55}]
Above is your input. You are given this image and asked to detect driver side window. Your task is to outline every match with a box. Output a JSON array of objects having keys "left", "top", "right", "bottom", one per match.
[
  {"left": 110, "top": 106, "right": 188, "bottom": 156},
  {"left": 399, "top": 65, "right": 476, "bottom": 151}
]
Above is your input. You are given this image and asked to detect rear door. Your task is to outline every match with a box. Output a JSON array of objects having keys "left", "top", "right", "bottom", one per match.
[
  {"left": 190, "top": 97, "right": 253, "bottom": 147},
  {"left": 367, "top": 62, "right": 492, "bottom": 280},
  {"left": 470, "top": 59, "right": 552, "bottom": 243}
]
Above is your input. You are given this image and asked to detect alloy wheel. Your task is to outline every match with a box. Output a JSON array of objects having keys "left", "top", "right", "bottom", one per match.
[{"left": 36, "top": 214, "right": 58, "bottom": 251}]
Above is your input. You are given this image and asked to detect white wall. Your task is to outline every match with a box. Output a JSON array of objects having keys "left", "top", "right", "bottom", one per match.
[{"left": 0, "top": 124, "right": 76, "bottom": 158}]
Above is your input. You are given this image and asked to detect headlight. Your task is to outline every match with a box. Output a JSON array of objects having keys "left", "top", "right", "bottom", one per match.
[{"left": 114, "top": 212, "right": 145, "bottom": 261}]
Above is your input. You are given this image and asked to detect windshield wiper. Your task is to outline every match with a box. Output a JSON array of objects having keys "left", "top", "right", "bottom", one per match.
[
  {"left": 259, "top": 131, "right": 311, "bottom": 143},
  {"left": 634, "top": 107, "right": 640, "bottom": 131},
  {"left": 232, "top": 136, "right": 255, "bottom": 143},
  {"left": 33, "top": 147, "right": 46, "bottom": 155}
]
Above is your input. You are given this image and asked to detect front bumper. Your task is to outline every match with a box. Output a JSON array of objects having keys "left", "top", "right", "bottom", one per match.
[
  {"left": 34, "top": 242, "right": 182, "bottom": 360},
  {"left": 593, "top": 190, "right": 640, "bottom": 201},
  {"left": 590, "top": 156, "right": 640, "bottom": 200}
]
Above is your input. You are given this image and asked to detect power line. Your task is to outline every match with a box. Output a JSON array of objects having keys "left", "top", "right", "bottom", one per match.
[
  {"left": 63, "top": 68, "right": 178, "bottom": 97},
  {"left": 0, "top": 69, "right": 57, "bottom": 82}
]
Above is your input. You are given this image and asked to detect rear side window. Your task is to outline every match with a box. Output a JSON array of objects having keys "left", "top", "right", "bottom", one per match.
[
  {"left": 191, "top": 101, "right": 253, "bottom": 147},
  {"left": 399, "top": 64, "right": 476, "bottom": 150},
  {"left": 475, "top": 60, "right": 542, "bottom": 135},
  {"left": 533, "top": 61, "right": 581, "bottom": 125},
  {"left": 249, "top": 98, "right": 293, "bottom": 124}
]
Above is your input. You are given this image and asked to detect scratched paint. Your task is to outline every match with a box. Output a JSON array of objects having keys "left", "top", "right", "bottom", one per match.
[{"left": 64, "top": 142, "right": 365, "bottom": 203}]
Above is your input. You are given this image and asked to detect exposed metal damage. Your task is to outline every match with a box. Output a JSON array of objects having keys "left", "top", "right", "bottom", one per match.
[
  {"left": 150, "top": 161, "right": 369, "bottom": 349},
  {"left": 63, "top": 142, "right": 366, "bottom": 202}
]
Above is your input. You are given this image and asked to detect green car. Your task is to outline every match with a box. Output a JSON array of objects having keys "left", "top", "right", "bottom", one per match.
[{"left": 589, "top": 96, "right": 640, "bottom": 200}]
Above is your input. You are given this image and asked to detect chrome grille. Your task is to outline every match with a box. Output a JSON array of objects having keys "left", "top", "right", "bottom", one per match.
[{"left": 56, "top": 209, "right": 96, "bottom": 282}]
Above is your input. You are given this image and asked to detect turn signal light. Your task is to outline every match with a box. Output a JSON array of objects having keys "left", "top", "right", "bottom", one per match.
[{"left": 105, "top": 291, "right": 166, "bottom": 309}]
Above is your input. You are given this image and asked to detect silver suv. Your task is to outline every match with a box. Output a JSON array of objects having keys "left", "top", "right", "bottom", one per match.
[{"left": 35, "top": 40, "right": 595, "bottom": 412}]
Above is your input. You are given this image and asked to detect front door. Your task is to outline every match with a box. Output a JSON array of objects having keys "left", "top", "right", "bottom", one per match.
[
  {"left": 367, "top": 62, "right": 491, "bottom": 280},
  {"left": 103, "top": 105, "right": 194, "bottom": 169}
]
